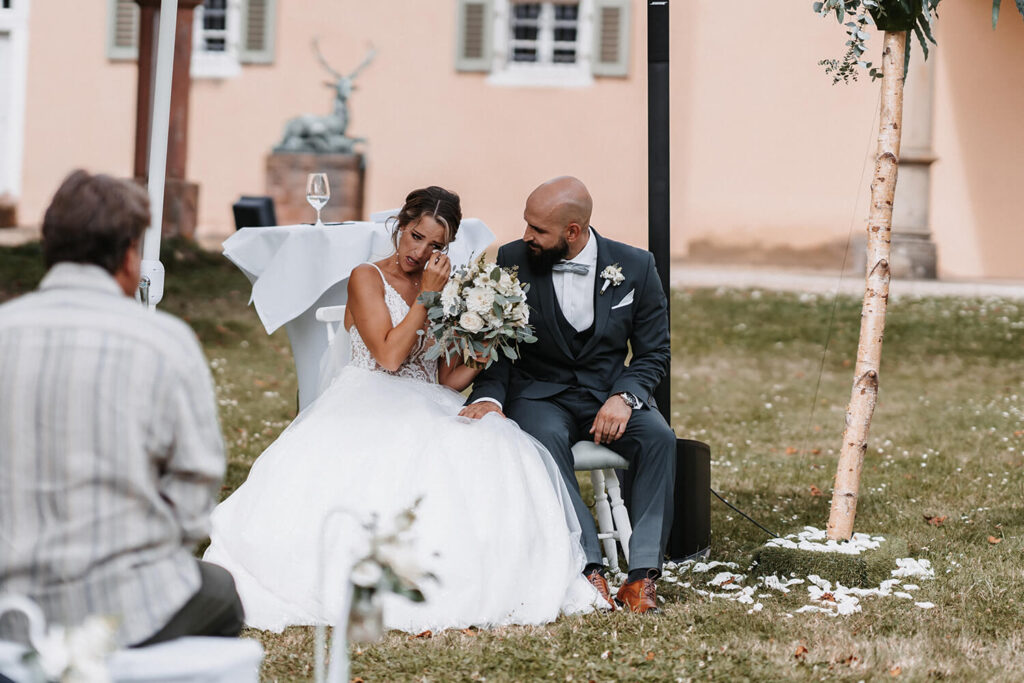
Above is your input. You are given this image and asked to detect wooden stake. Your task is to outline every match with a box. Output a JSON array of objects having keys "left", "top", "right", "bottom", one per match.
[{"left": 826, "top": 30, "right": 907, "bottom": 541}]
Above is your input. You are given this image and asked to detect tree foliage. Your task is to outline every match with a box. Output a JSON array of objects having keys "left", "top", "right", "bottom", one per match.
[{"left": 815, "top": 0, "right": 1024, "bottom": 84}]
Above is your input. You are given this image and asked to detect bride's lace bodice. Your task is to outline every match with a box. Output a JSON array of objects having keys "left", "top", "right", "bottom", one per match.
[{"left": 348, "top": 264, "right": 437, "bottom": 383}]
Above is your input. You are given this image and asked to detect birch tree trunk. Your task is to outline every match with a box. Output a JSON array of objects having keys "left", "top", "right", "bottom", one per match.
[{"left": 826, "top": 30, "right": 908, "bottom": 541}]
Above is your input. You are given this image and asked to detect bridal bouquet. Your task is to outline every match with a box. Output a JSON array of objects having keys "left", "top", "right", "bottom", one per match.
[{"left": 417, "top": 254, "right": 537, "bottom": 369}]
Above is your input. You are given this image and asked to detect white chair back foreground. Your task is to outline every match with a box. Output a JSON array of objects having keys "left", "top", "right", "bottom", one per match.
[
  {"left": 107, "top": 637, "right": 263, "bottom": 682},
  {"left": 0, "top": 594, "right": 263, "bottom": 683},
  {"left": 571, "top": 441, "right": 633, "bottom": 574}
]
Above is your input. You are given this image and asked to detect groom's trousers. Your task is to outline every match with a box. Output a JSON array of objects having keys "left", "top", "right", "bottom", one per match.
[{"left": 505, "top": 386, "right": 676, "bottom": 571}]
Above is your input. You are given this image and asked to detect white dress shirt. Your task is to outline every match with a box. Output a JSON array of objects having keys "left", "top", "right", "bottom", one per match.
[
  {"left": 552, "top": 228, "right": 598, "bottom": 332},
  {"left": 0, "top": 263, "right": 225, "bottom": 646}
]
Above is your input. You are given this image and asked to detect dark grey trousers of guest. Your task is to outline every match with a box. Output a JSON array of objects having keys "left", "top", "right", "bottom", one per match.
[
  {"left": 133, "top": 561, "right": 244, "bottom": 647},
  {"left": 506, "top": 387, "right": 676, "bottom": 571}
]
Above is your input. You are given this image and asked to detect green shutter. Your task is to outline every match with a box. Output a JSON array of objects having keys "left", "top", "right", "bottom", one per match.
[
  {"left": 240, "top": 0, "right": 276, "bottom": 64},
  {"left": 107, "top": 0, "right": 139, "bottom": 61},
  {"left": 455, "top": 0, "right": 493, "bottom": 72},
  {"left": 591, "top": 0, "right": 630, "bottom": 77}
]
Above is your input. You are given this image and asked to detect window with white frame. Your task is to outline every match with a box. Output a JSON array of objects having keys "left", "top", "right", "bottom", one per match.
[
  {"left": 191, "top": 0, "right": 242, "bottom": 78},
  {"left": 106, "top": 0, "right": 277, "bottom": 71},
  {"left": 455, "top": 0, "right": 630, "bottom": 87}
]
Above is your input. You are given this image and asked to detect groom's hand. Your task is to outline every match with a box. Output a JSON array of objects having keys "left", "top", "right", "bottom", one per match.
[
  {"left": 590, "top": 397, "right": 632, "bottom": 444},
  {"left": 459, "top": 402, "right": 505, "bottom": 420}
]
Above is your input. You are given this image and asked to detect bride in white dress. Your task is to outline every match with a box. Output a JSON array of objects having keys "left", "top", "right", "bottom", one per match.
[{"left": 204, "top": 186, "right": 600, "bottom": 633}]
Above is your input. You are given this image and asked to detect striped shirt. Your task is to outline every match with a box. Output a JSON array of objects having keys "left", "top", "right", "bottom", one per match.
[{"left": 0, "top": 263, "right": 225, "bottom": 646}]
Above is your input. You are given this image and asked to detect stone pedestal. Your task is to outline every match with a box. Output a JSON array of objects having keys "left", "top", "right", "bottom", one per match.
[{"left": 266, "top": 152, "right": 366, "bottom": 225}]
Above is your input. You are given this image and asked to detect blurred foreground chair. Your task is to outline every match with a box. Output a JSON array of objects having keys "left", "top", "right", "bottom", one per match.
[
  {"left": 232, "top": 196, "right": 277, "bottom": 230},
  {"left": 0, "top": 594, "right": 263, "bottom": 682},
  {"left": 572, "top": 441, "right": 632, "bottom": 574}
]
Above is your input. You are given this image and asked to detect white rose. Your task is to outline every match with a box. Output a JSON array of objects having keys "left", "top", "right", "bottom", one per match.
[
  {"left": 460, "top": 311, "right": 485, "bottom": 333},
  {"left": 440, "top": 280, "right": 461, "bottom": 316},
  {"left": 464, "top": 286, "right": 495, "bottom": 316},
  {"left": 496, "top": 270, "right": 515, "bottom": 296},
  {"left": 513, "top": 302, "right": 529, "bottom": 324}
]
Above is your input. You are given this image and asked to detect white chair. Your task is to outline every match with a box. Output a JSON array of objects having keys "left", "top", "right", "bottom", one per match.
[
  {"left": 0, "top": 594, "right": 263, "bottom": 683},
  {"left": 314, "top": 305, "right": 350, "bottom": 398},
  {"left": 572, "top": 441, "right": 633, "bottom": 574},
  {"left": 315, "top": 304, "right": 347, "bottom": 343}
]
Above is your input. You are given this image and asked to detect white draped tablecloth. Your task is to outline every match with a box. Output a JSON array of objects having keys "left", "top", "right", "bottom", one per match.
[{"left": 222, "top": 218, "right": 495, "bottom": 410}]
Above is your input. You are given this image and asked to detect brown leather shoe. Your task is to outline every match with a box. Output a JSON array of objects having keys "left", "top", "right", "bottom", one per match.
[
  {"left": 585, "top": 571, "right": 616, "bottom": 611},
  {"left": 615, "top": 577, "right": 660, "bottom": 614}
]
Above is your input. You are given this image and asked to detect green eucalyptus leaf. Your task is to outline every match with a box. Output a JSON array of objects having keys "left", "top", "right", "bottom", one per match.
[{"left": 913, "top": 21, "right": 929, "bottom": 59}]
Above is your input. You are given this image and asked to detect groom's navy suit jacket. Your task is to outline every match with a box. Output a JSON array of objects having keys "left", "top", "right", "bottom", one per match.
[{"left": 468, "top": 230, "right": 670, "bottom": 409}]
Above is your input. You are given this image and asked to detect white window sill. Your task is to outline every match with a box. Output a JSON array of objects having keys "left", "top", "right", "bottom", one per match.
[
  {"left": 486, "top": 64, "right": 593, "bottom": 88},
  {"left": 191, "top": 53, "right": 241, "bottom": 80}
]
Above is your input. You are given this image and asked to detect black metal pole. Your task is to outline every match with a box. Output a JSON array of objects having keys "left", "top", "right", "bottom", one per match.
[{"left": 648, "top": 0, "right": 671, "bottom": 423}]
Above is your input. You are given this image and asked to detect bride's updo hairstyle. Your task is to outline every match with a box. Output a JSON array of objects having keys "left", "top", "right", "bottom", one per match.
[{"left": 389, "top": 186, "right": 462, "bottom": 253}]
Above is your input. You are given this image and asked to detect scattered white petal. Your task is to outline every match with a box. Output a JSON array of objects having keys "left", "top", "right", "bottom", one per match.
[{"left": 915, "top": 602, "right": 935, "bottom": 609}]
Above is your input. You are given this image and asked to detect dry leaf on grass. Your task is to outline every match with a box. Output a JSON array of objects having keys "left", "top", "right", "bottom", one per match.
[
  {"left": 409, "top": 630, "right": 433, "bottom": 639},
  {"left": 809, "top": 485, "right": 823, "bottom": 497},
  {"left": 923, "top": 514, "right": 947, "bottom": 527},
  {"left": 988, "top": 536, "right": 1002, "bottom": 545},
  {"left": 786, "top": 446, "right": 798, "bottom": 455},
  {"left": 821, "top": 592, "right": 836, "bottom": 603},
  {"left": 461, "top": 628, "right": 477, "bottom": 636},
  {"left": 645, "top": 651, "right": 655, "bottom": 661},
  {"left": 890, "top": 666, "right": 902, "bottom": 676},
  {"left": 794, "top": 645, "right": 808, "bottom": 660}
]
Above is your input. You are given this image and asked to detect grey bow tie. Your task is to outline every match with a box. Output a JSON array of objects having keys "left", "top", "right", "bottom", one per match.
[{"left": 552, "top": 261, "right": 590, "bottom": 276}]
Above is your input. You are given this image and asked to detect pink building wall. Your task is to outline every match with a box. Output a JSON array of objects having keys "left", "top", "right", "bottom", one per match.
[{"left": 15, "top": 0, "right": 1024, "bottom": 279}]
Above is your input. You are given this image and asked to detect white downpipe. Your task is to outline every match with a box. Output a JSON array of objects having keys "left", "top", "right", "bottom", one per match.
[{"left": 140, "top": 0, "right": 179, "bottom": 309}]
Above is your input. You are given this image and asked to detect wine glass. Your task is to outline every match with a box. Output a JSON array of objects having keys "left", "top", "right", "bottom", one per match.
[{"left": 306, "top": 173, "right": 330, "bottom": 227}]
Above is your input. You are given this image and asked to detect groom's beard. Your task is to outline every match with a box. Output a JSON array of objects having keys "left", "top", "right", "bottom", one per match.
[{"left": 525, "top": 237, "right": 570, "bottom": 274}]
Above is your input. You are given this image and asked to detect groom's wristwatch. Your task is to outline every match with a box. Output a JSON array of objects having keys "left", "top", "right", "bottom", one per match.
[{"left": 617, "top": 392, "right": 642, "bottom": 410}]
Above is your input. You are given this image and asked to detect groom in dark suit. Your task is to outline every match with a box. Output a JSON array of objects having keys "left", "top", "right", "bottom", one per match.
[{"left": 461, "top": 177, "right": 675, "bottom": 613}]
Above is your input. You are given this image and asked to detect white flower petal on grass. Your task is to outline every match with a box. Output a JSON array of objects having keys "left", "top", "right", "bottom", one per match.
[
  {"left": 892, "top": 558, "right": 935, "bottom": 580},
  {"left": 893, "top": 591, "right": 914, "bottom": 600},
  {"left": 915, "top": 602, "right": 935, "bottom": 609}
]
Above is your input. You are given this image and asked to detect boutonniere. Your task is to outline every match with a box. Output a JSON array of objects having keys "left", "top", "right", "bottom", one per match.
[{"left": 599, "top": 264, "right": 625, "bottom": 294}]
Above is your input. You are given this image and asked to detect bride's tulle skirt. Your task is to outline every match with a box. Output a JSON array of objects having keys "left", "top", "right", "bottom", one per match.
[{"left": 204, "top": 366, "right": 599, "bottom": 633}]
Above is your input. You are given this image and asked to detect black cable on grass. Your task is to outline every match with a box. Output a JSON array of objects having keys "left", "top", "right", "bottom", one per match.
[{"left": 710, "top": 487, "right": 779, "bottom": 539}]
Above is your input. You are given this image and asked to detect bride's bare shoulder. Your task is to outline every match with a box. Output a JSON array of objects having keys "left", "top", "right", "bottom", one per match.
[{"left": 348, "top": 263, "right": 387, "bottom": 295}]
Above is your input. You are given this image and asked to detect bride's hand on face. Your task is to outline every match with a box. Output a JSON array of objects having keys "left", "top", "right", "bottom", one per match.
[{"left": 420, "top": 251, "right": 450, "bottom": 293}]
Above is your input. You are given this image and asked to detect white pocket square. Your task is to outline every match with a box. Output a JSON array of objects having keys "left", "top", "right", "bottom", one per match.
[{"left": 611, "top": 289, "right": 634, "bottom": 310}]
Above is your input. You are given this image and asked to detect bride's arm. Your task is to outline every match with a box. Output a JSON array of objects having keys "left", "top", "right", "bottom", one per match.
[
  {"left": 346, "top": 264, "right": 431, "bottom": 372},
  {"left": 437, "top": 356, "right": 481, "bottom": 391}
]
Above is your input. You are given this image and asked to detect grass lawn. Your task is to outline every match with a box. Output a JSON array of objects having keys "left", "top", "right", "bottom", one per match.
[{"left": 2, "top": 242, "right": 1022, "bottom": 681}]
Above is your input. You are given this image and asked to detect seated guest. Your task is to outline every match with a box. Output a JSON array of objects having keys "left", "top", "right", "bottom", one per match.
[{"left": 0, "top": 170, "right": 243, "bottom": 647}]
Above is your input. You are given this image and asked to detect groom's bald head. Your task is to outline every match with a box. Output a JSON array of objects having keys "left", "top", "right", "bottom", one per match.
[
  {"left": 526, "top": 176, "right": 593, "bottom": 231},
  {"left": 523, "top": 176, "right": 593, "bottom": 263}
]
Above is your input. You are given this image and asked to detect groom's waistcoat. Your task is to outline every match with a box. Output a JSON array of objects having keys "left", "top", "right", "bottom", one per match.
[{"left": 469, "top": 230, "right": 670, "bottom": 408}]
